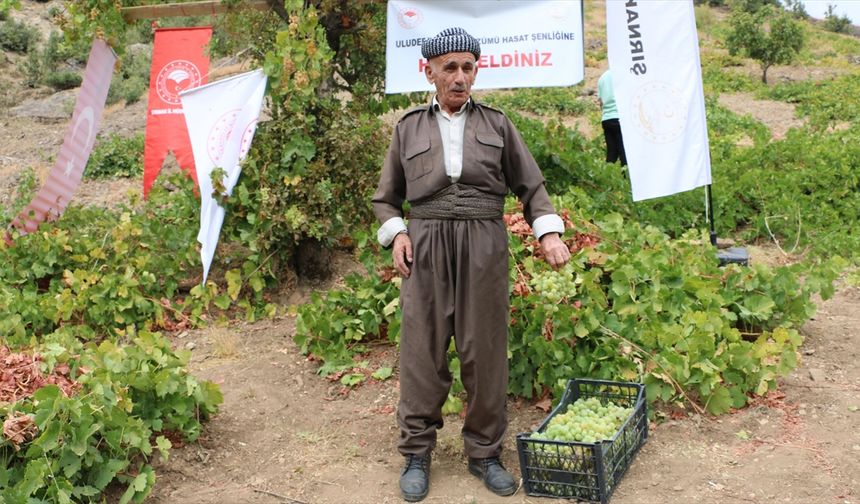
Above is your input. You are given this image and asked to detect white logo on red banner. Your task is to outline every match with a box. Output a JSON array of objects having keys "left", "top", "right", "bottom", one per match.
[
  {"left": 143, "top": 27, "right": 212, "bottom": 197},
  {"left": 156, "top": 60, "right": 203, "bottom": 105}
]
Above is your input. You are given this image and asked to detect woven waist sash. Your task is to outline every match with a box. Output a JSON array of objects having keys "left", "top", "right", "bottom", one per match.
[{"left": 409, "top": 183, "right": 504, "bottom": 220}]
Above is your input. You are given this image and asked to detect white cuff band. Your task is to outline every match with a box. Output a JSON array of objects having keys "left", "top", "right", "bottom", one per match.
[
  {"left": 532, "top": 214, "right": 565, "bottom": 240},
  {"left": 377, "top": 217, "right": 408, "bottom": 247}
]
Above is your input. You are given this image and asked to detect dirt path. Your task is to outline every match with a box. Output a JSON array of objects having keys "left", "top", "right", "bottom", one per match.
[{"left": 145, "top": 277, "right": 860, "bottom": 504}]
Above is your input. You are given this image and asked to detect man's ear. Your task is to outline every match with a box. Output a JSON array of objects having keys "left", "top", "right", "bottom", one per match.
[{"left": 424, "top": 61, "right": 434, "bottom": 84}]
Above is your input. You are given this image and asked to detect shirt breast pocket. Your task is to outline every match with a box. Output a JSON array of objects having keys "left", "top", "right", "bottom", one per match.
[
  {"left": 403, "top": 139, "right": 433, "bottom": 181},
  {"left": 475, "top": 131, "right": 504, "bottom": 171}
]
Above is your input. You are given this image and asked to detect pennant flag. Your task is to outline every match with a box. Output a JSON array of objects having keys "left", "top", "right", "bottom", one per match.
[
  {"left": 143, "top": 27, "right": 212, "bottom": 197},
  {"left": 9, "top": 39, "right": 116, "bottom": 236},
  {"left": 179, "top": 69, "right": 267, "bottom": 283},
  {"left": 605, "top": 0, "right": 712, "bottom": 201},
  {"left": 386, "top": 0, "right": 584, "bottom": 93}
]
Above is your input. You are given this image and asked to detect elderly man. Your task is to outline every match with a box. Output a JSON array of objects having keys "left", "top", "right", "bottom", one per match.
[{"left": 372, "top": 27, "right": 570, "bottom": 502}]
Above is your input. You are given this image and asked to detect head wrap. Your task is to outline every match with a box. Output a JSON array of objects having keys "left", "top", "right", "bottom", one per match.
[{"left": 421, "top": 27, "right": 481, "bottom": 60}]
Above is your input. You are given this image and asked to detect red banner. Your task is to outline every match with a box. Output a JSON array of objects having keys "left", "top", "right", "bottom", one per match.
[
  {"left": 143, "top": 27, "right": 212, "bottom": 197},
  {"left": 9, "top": 39, "right": 117, "bottom": 236}
]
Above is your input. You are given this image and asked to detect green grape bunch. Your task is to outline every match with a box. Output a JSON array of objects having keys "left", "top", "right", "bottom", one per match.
[
  {"left": 531, "top": 396, "right": 633, "bottom": 445},
  {"left": 530, "top": 263, "right": 580, "bottom": 312}
]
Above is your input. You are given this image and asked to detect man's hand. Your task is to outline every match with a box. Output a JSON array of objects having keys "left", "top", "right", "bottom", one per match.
[
  {"left": 392, "top": 232, "right": 413, "bottom": 278},
  {"left": 539, "top": 232, "right": 570, "bottom": 270}
]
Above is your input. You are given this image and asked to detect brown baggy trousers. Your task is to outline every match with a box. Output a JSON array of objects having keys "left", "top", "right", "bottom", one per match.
[{"left": 397, "top": 218, "right": 509, "bottom": 459}]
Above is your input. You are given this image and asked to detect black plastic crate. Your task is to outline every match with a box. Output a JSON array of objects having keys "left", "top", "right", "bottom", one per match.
[{"left": 516, "top": 379, "right": 648, "bottom": 503}]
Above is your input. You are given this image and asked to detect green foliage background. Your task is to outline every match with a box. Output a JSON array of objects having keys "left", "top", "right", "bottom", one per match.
[
  {"left": 1, "top": 177, "right": 227, "bottom": 502},
  {"left": 1, "top": 0, "right": 859, "bottom": 501}
]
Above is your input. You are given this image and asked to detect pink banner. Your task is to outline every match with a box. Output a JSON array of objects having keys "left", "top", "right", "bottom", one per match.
[{"left": 9, "top": 38, "right": 117, "bottom": 235}]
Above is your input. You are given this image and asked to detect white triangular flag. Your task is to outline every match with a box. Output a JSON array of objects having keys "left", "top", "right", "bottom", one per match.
[
  {"left": 606, "top": 0, "right": 711, "bottom": 201},
  {"left": 180, "top": 69, "right": 268, "bottom": 282}
]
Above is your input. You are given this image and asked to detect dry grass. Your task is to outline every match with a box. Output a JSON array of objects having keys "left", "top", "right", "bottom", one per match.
[{"left": 208, "top": 327, "right": 239, "bottom": 358}]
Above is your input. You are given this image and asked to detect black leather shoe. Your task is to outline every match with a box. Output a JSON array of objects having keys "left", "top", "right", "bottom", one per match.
[
  {"left": 400, "top": 454, "right": 431, "bottom": 502},
  {"left": 468, "top": 457, "right": 518, "bottom": 496}
]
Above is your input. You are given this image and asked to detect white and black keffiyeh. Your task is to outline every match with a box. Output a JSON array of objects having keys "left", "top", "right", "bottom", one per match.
[{"left": 421, "top": 27, "right": 481, "bottom": 60}]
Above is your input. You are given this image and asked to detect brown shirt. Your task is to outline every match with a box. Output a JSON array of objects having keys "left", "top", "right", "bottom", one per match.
[{"left": 372, "top": 100, "right": 558, "bottom": 229}]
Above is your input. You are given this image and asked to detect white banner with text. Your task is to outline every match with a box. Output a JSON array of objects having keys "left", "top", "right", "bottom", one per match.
[
  {"left": 606, "top": 0, "right": 712, "bottom": 202},
  {"left": 386, "top": 0, "right": 584, "bottom": 93}
]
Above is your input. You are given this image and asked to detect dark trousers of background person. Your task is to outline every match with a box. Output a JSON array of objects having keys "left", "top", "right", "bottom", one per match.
[{"left": 601, "top": 118, "right": 627, "bottom": 166}]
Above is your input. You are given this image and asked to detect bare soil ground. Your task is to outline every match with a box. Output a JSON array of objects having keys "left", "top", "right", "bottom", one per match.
[
  {"left": 3, "top": 86, "right": 859, "bottom": 504},
  {"left": 2, "top": 4, "right": 859, "bottom": 503},
  {"left": 136, "top": 270, "right": 859, "bottom": 504}
]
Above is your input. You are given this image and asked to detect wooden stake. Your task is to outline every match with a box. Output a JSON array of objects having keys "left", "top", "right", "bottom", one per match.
[{"left": 120, "top": 0, "right": 270, "bottom": 22}]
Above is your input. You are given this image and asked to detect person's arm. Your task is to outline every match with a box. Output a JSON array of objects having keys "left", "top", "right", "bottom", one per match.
[
  {"left": 372, "top": 125, "right": 413, "bottom": 277},
  {"left": 373, "top": 125, "right": 407, "bottom": 242},
  {"left": 500, "top": 117, "right": 570, "bottom": 269}
]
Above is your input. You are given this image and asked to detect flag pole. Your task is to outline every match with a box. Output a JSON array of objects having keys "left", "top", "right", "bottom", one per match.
[
  {"left": 705, "top": 184, "right": 717, "bottom": 246},
  {"left": 706, "top": 184, "right": 749, "bottom": 266}
]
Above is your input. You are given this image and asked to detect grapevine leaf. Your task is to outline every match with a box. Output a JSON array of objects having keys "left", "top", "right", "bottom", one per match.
[
  {"left": 226, "top": 269, "right": 242, "bottom": 300},
  {"left": 155, "top": 436, "right": 172, "bottom": 461},
  {"left": 371, "top": 367, "right": 393, "bottom": 381},
  {"left": 91, "top": 459, "right": 127, "bottom": 490},
  {"left": 705, "top": 385, "right": 733, "bottom": 415}
]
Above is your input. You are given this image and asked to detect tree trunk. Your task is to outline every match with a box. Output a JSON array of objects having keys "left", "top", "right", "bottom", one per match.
[
  {"left": 761, "top": 64, "right": 770, "bottom": 84},
  {"left": 294, "top": 238, "right": 333, "bottom": 281}
]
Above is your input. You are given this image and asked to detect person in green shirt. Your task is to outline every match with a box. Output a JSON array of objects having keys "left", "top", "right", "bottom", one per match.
[{"left": 597, "top": 69, "right": 627, "bottom": 166}]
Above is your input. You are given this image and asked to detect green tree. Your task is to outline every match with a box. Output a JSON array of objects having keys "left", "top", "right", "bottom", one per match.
[
  {"left": 783, "top": 0, "right": 809, "bottom": 19},
  {"left": 726, "top": 5, "right": 804, "bottom": 84},
  {"left": 728, "top": 0, "right": 779, "bottom": 13},
  {"left": 823, "top": 4, "right": 852, "bottom": 33},
  {"left": 61, "top": 0, "right": 415, "bottom": 281}
]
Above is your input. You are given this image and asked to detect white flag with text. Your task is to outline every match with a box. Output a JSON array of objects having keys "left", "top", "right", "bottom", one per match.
[
  {"left": 606, "top": 0, "right": 711, "bottom": 201},
  {"left": 180, "top": 69, "right": 267, "bottom": 282}
]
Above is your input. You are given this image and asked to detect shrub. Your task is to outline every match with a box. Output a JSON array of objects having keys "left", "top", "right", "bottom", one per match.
[
  {"left": 19, "top": 50, "right": 43, "bottom": 87},
  {"left": 483, "top": 86, "right": 593, "bottom": 117},
  {"left": 0, "top": 18, "right": 39, "bottom": 53},
  {"left": 823, "top": 4, "right": 852, "bottom": 34},
  {"left": 44, "top": 70, "right": 82, "bottom": 90},
  {"left": 694, "top": 0, "right": 727, "bottom": 6},
  {"left": 761, "top": 75, "right": 860, "bottom": 127},
  {"left": 294, "top": 208, "right": 844, "bottom": 414},
  {"left": 85, "top": 133, "right": 145, "bottom": 179},
  {"left": 0, "top": 167, "right": 38, "bottom": 226},
  {"left": 16, "top": 31, "right": 92, "bottom": 89},
  {"left": 42, "top": 31, "right": 90, "bottom": 67},
  {"left": 106, "top": 48, "right": 151, "bottom": 105},
  {"left": 728, "top": 0, "right": 780, "bottom": 13}
]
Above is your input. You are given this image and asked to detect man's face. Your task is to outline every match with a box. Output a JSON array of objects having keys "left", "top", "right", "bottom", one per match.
[{"left": 425, "top": 52, "right": 478, "bottom": 114}]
